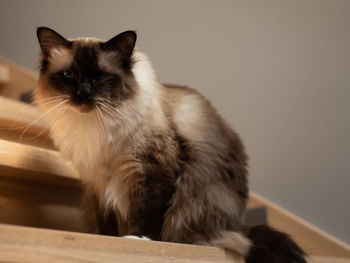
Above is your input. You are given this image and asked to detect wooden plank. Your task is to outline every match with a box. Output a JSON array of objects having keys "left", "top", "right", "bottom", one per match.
[
  {"left": 0, "top": 176, "right": 83, "bottom": 232},
  {"left": 0, "top": 139, "right": 83, "bottom": 231},
  {"left": 0, "top": 96, "right": 54, "bottom": 149},
  {"left": 0, "top": 139, "right": 79, "bottom": 183},
  {"left": 0, "top": 96, "right": 46, "bottom": 132},
  {"left": 249, "top": 193, "right": 350, "bottom": 258},
  {"left": 0, "top": 57, "right": 37, "bottom": 100},
  {"left": 0, "top": 223, "right": 347, "bottom": 263},
  {"left": 0, "top": 224, "right": 240, "bottom": 263},
  {"left": 309, "top": 257, "right": 350, "bottom": 263}
]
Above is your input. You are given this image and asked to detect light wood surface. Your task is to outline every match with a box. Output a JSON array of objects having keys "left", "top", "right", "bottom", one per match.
[
  {"left": 309, "top": 257, "right": 350, "bottom": 263},
  {"left": 0, "top": 96, "right": 54, "bottom": 149},
  {"left": 0, "top": 139, "right": 83, "bottom": 231},
  {"left": 0, "top": 57, "right": 37, "bottom": 99},
  {"left": 0, "top": 139, "right": 79, "bottom": 182},
  {"left": 0, "top": 224, "right": 240, "bottom": 263},
  {"left": 0, "top": 223, "right": 348, "bottom": 263}
]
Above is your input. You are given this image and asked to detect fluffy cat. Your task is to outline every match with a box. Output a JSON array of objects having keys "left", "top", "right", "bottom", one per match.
[{"left": 35, "top": 27, "right": 306, "bottom": 263}]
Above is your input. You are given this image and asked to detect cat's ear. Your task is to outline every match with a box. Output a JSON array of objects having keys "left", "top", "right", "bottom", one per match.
[
  {"left": 37, "top": 27, "right": 72, "bottom": 55},
  {"left": 101, "top": 31, "right": 137, "bottom": 58}
]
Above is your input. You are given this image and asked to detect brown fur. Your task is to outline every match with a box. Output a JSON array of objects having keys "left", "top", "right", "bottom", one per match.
[
  {"left": 36, "top": 25, "right": 248, "bottom": 244},
  {"left": 35, "top": 27, "right": 306, "bottom": 263}
]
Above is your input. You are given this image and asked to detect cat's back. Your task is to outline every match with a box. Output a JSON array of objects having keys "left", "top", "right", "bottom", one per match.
[
  {"left": 160, "top": 84, "right": 249, "bottom": 231},
  {"left": 161, "top": 83, "right": 238, "bottom": 147}
]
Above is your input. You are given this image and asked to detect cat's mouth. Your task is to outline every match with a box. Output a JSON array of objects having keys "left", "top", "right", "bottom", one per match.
[
  {"left": 69, "top": 95, "right": 97, "bottom": 113},
  {"left": 72, "top": 103, "right": 95, "bottom": 113}
]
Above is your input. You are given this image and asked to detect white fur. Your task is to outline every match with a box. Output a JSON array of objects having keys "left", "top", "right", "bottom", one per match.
[
  {"left": 122, "top": 235, "right": 151, "bottom": 240},
  {"left": 210, "top": 231, "right": 252, "bottom": 256},
  {"left": 174, "top": 94, "right": 207, "bottom": 141},
  {"left": 104, "top": 158, "right": 143, "bottom": 220},
  {"left": 37, "top": 50, "right": 160, "bottom": 222}
]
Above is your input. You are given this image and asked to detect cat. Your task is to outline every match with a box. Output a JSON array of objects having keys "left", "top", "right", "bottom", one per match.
[{"left": 35, "top": 27, "right": 306, "bottom": 263}]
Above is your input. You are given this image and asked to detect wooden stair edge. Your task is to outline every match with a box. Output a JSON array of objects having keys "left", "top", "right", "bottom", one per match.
[
  {"left": 249, "top": 192, "right": 350, "bottom": 257},
  {"left": 0, "top": 96, "right": 47, "bottom": 133},
  {"left": 309, "top": 257, "right": 350, "bottom": 263},
  {"left": 0, "top": 223, "right": 240, "bottom": 263},
  {"left": 1, "top": 223, "right": 348, "bottom": 263},
  {"left": 0, "top": 139, "right": 79, "bottom": 182},
  {"left": 0, "top": 96, "right": 55, "bottom": 149}
]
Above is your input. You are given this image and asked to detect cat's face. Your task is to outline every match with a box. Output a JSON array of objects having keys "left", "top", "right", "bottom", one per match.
[{"left": 36, "top": 27, "right": 137, "bottom": 113}]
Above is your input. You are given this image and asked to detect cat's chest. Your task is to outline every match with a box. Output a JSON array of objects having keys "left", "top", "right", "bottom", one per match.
[
  {"left": 49, "top": 112, "right": 142, "bottom": 225},
  {"left": 79, "top": 154, "right": 142, "bottom": 225},
  {"left": 51, "top": 115, "right": 111, "bottom": 169},
  {"left": 53, "top": 124, "right": 136, "bottom": 220}
]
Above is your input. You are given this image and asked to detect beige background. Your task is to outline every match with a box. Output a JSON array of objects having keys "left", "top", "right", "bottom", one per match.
[{"left": 0, "top": 0, "right": 349, "bottom": 244}]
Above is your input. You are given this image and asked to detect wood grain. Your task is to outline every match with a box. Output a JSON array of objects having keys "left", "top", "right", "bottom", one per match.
[
  {"left": 0, "top": 174, "right": 83, "bottom": 232},
  {"left": 0, "top": 224, "right": 240, "bottom": 263},
  {"left": 0, "top": 96, "right": 54, "bottom": 149},
  {"left": 309, "top": 257, "right": 350, "bottom": 263},
  {"left": 0, "top": 224, "right": 348, "bottom": 263},
  {"left": 0, "top": 139, "right": 83, "bottom": 231},
  {"left": 0, "top": 139, "right": 79, "bottom": 182}
]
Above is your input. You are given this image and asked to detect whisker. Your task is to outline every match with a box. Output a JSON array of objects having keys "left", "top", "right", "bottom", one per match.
[
  {"left": 19, "top": 99, "right": 69, "bottom": 143},
  {"left": 95, "top": 105, "right": 109, "bottom": 140},
  {"left": 34, "top": 95, "right": 69, "bottom": 104},
  {"left": 96, "top": 105, "right": 120, "bottom": 153},
  {"left": 27, "top": 101, "right": 69, "bottom": 141},
  {"left": 99, "top": 107, "right": 118, "bottom": 151},
  {"left": 38, "top": 103, "right": 70, "bottom": 148},
  {"left": 102, "top": 100, "right": 147, "bottom": 127},
  {"left": 97, "top": 102, "right": 134, "bottom": 142},
  {"left": 0, "top": 97, "right": 67, "bottom": 132},
  {"left": 98, "top": 103, "right": 131, "bottom": 130}
]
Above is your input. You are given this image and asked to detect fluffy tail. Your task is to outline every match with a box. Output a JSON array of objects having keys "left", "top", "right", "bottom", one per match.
[{"left": 210, "top": 225, "right": 307, "bottom": 263}]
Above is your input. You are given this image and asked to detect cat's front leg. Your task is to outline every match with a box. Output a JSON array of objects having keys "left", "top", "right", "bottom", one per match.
[
  {"left": 80, "top": 188, "right": 100, "bottom": 234},
  {"left": 80, "top": 188, "right": 119, "bottom": 236}
]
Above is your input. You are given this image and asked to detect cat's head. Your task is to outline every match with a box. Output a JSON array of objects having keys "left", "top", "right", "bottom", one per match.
[{"left": 36, "top": 27, "right": 137, "bottom": 113}]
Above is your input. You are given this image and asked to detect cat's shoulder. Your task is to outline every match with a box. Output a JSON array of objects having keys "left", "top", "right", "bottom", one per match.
[
  {"left": 160, "top": 83, "right": 224, "bottom": 141},
  {"left": 161, "top": 83, "right": 208, "bottom": 104},
  {"left": 161, "top": 83, "right": 215, "bottom": 112}
]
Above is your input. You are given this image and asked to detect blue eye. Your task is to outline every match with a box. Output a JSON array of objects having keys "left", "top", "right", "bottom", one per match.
[
  {"left": 96, "top": 71, "right": 106, "bottom": 80},
  {"left": 63, "top": 70, "right": 74, "bottom": 79}
]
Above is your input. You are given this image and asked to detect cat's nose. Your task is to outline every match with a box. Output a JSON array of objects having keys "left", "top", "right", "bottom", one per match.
[{"left": 77, "top": 82, "right": 93, "bottom": 98}]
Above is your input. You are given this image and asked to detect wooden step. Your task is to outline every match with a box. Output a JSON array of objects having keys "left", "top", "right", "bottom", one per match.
[
  {"left": 1, "top": 223, "right": 348, "bottom": 263},
  {"left": 0, "top": 96, "right": 54, "bottom": 149},
  {"left": 0, "top": 223, "right": 239, "bottom": 263}
]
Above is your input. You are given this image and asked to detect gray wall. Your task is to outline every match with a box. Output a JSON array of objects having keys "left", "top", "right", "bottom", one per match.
[{"left": 1, "top": 0, "right": 349, "bottom": 244}]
